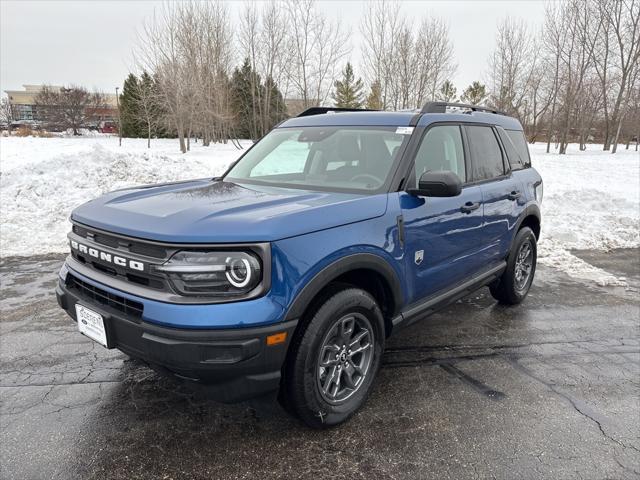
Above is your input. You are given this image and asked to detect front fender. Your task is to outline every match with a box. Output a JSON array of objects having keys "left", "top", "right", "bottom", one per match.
[{"left": 283, "top": 252, "right": 404, "bottom": 321}]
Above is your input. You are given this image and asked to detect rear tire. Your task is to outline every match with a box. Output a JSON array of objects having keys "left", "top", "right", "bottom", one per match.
[
  {"left": 281, "top": 287, "right": 384, "bottom": 429},
  {"left": 490, "top": 227, "right": 537, "bottom": 305}
]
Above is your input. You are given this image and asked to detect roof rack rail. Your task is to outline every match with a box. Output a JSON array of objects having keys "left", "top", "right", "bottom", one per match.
[
  {"left": 421, "top": 102, "right": 505, "bottom": 116},
  {"left": 296, "top": 107, "right": 378, "bottom": 117}
]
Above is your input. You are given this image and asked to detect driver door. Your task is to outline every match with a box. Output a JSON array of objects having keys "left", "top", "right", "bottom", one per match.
[{"left": 399, "top": 124, "right": 486, "bottom": 305}]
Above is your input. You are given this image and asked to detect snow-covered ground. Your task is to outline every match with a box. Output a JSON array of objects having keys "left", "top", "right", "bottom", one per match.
[
  {"left": 1, "top": 136, "right": 638, "bottom": 285},
  {"left": 530, "top": 143, "right": 639, "bottom": 285},
  {"left": 0, "top": 137, "right": 250, "bottom": 257}
]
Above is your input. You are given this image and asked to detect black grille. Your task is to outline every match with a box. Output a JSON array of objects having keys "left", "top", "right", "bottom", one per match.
[
  {"left": 71, "top": 250, "right": 166, "bottom": 290},
  {"left": 71, "top": 223, "right": 171, "bottom": 292},
  {"left": 67, "top": 274, "right": 143, "bottom": 320}
]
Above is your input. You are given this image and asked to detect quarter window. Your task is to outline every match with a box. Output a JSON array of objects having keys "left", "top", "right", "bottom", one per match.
[
  {"left": 413, "top": 125, "right": 466, "bottom": 184},
  {"left": 467, "top": 126, "right": 505, "bottom": 181},
  {"left": 506, "top": 129, "right": 531, "bottom": 168},
  {"left": 497, "top": 128, "right": 525, "bottom": 170}
]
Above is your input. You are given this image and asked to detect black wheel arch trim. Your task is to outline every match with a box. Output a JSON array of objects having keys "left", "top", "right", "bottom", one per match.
[
  {"left": 514, "top": 204, "right": 541, "bottom": 237},
  {"left": 283, "top": 253, "right": 404, "bottom": 321}
]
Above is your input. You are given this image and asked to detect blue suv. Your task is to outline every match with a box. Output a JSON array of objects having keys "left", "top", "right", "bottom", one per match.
[{"left": 56, "top": 102, "right": 542, "bottom": 428}]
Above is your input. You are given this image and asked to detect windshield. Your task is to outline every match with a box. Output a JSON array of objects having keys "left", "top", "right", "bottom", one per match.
[{"left": 224, "top": 126, "right": 410, "bottom": 192}]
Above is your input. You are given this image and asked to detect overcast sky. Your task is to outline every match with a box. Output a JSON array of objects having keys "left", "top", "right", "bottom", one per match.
[{"left": 1, "top": 0, "right": 546, "bottom": 96}]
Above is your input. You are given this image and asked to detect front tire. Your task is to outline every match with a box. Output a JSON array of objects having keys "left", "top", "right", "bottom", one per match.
[
  {"left": 282, "top": 287, "right": 385, "bottom": 429},
  {"left": 490, "top": 226, "right": 537, "bottom": 305}
]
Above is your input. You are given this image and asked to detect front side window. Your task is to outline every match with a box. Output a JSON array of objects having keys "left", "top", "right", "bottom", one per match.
[
  {"left": 413, "top": 125, "right": 466, "bottom": 184},
  {"left": 467, "top": 125, "right": 505, "bottom": 181},
  {"left": 225, "top": 126, "right": 409, "bottom": 192}
]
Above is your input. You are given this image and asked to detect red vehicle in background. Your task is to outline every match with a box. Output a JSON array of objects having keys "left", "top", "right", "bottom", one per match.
[{"left": 98, "top": 121, "right": 117, "bottom": 134}]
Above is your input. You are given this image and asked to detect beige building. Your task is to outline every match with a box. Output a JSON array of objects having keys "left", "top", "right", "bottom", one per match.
[{"left": 4, "top": 84, "right": 118, "bottom": 122}]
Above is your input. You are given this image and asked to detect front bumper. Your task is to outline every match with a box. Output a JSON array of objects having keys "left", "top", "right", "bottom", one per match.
[{"left": 56, "top": 275, "right": 298, "bottom": 402}]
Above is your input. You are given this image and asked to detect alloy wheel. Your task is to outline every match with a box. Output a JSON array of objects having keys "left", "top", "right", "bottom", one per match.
[
  {"left": 514, "top": 239, "right": 534, "bottom": 291},
  {"left": 316, "top": 313, "right": 374, "bottom": 404}
]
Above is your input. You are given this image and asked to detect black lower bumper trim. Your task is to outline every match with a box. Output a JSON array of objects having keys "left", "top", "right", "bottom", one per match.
[{"left": 56, "top": 279, "right": 297, "bottom": 402}]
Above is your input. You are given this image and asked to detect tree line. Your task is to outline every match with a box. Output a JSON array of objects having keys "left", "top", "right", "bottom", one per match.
[
  {"left": 5, "top": 0, "right": 635, "bottom": 154},
  {"left": 120, "top": 0, "right": 637, "bottom": 154},
  {"left": 487, "top": 0, "right": 639, "bottom": 153},
  {"left": 124, "top": 0, "right": 336, "bottom": 152}
]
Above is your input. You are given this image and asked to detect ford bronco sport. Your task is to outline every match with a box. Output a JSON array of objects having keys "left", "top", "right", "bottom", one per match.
[{"left": 56, "top": 102, "right": 542, "bottom": 428}]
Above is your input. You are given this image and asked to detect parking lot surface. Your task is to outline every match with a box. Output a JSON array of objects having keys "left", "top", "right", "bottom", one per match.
[{"left": 1, "top": 250, "right": 639, "bottom": 480}]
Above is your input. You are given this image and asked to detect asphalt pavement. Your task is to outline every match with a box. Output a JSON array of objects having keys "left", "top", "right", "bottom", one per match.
[{"left": 1, "top": 249, "right": 639, "bottom": 480}]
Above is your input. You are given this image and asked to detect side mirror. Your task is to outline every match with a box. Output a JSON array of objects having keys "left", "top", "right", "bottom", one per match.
[{"left": 408, "top": 170, "right": 462, "bottom": 197}]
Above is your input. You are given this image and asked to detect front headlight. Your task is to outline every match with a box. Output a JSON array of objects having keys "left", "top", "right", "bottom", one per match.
[{"left": 154, "top": 250, "right": 262, "bottom": 297}]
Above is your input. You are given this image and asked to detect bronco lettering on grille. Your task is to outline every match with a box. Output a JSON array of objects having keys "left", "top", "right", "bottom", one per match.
[{"left": 70, "top": 240, "right": 145, "bottom": 271}]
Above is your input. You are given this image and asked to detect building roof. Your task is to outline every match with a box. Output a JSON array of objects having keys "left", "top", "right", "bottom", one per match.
[{"left": 4, "top": 85, "right": 118, "bottom": 107}]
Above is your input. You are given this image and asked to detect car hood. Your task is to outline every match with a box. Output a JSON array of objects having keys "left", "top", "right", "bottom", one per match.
[{"left": 71, "top": 179, "right": 388, "bottom": 243}]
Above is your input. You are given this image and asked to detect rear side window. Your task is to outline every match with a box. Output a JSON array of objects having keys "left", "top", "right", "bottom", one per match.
[
  {"left": 413, "top": 125, "right": 466, "bottom": 183},
  {"left": 466, "top": 125, "right": 505, "bottom": 181},
  {"left": 505, "top": 130, "right": 531, "bottom": 168}
]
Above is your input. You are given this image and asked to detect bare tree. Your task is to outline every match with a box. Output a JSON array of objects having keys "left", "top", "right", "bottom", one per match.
[
  {"left": 189, "top": 1, "right": 234, "bottom": 145},
  {"left": 393, "top": 23, "right": 418, "bottom": 109},
  {"left": 557, "top": 0, "right": 602, "bottom": 154},
  {"left": 135, "top": 1, "right": 234, "bottom": 153},
  {"left": 360, "top": 0, "right": 404, "bottom": 109},
  {"left": 239, "top": 1, "right": 291, "bottom": 138},
  {"left": 239, "top": 3, "right": 261, "bottom": 139},
  {"left": 522, "top": 50, "right": 556, "bottom": 143},
  {"left": 414, "top": 17, "right": 456, "bottom": 106},
  {"left": 0, "top": 97, "right": 14, "bottom": 135},
  {"left": 285, "top": 0, "right": 349, "bottom": 108},
  {"left": 575, "top": 74, "right": 604, "bottom": 149},
  {"left": 258, "top": 1, "right": 290, "bottom": 128},
  {"left": 34, "top": 85, "right": 106, "bottom": 135},
  {"left": 488, "top": 18, "right": 538, "bottom": 119},
  {"left": 622, "top": 78, "right": 640, "bottom": 150},
  {"left": 595, "top": 0, "right": 640, "bottom": 152},
  {"left": 536, "top": 0, "right": 603, "bottom": 154},
  {"left": 361, "top": 3, "right": 455, "bottom": 110},
  {"left": 136, "top": 4, "right": 190, "bottom": 152},
  {"left": 541, "top": 2, "right": 565, "bottom": 152},
  {"left": 131, "top": 72, "right": 161, "bottom": 148}
]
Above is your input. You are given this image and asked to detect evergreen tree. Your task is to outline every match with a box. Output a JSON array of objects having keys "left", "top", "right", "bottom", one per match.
[
  {"left": 264, "top": 76, "right": 288, "bottom": 128},
  {"left": 460, "top": 81, "right": 488, "bottom": 105},
  {"left": 119, "top": 73, "right": 143, "bottom": 137},
  {"left": 135, "top": 71, "right": 164, "bottom": 146},
  {"left": 230, "top": 58, "right": 260, "bottom": 139},
  {"left": 366, "top": 80, "right": 383, "bottom": 110},
  {"left": 438, "top": 80, "right": 458, "bottom": 103},
  {"left": 230, "top": 59, "right": 288, "bottom": 140},
  {"left": 332, "top": 63, "right": 364, "bottom": 108},
  {"left": 150, "top": 72, "right": 170, "bottom": 138}
]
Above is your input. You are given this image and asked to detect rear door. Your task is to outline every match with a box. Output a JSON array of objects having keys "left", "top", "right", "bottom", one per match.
[
  {"left": 465, "top": 125, "right": 522, "bottom": 263},
  {"left": 399, "top": 124, "right": 486, "bottom": 305}
]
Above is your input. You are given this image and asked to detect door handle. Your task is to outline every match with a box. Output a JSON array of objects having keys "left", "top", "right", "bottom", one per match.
[
  {"left": 460, "top": 201, "right": 481, "bottom": 214},
  {"left": 508, "top": 191, "right": 522, "bottom": 201}
]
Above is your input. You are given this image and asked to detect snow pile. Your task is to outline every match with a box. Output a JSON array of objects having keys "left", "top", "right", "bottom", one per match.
[
  {"left": 1, "top": 136, "right": 638, "bottom": 287},
  {"left": 531, "top": 143, "right": 639, "bottom": 285},
  {"left": 0, "top": 137, "right": 248, "bottom": 256}
]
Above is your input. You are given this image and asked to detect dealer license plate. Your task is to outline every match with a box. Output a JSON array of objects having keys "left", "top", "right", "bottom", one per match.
[{"left": 76, "top": 304, "right": 108, "bottom": 347}]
